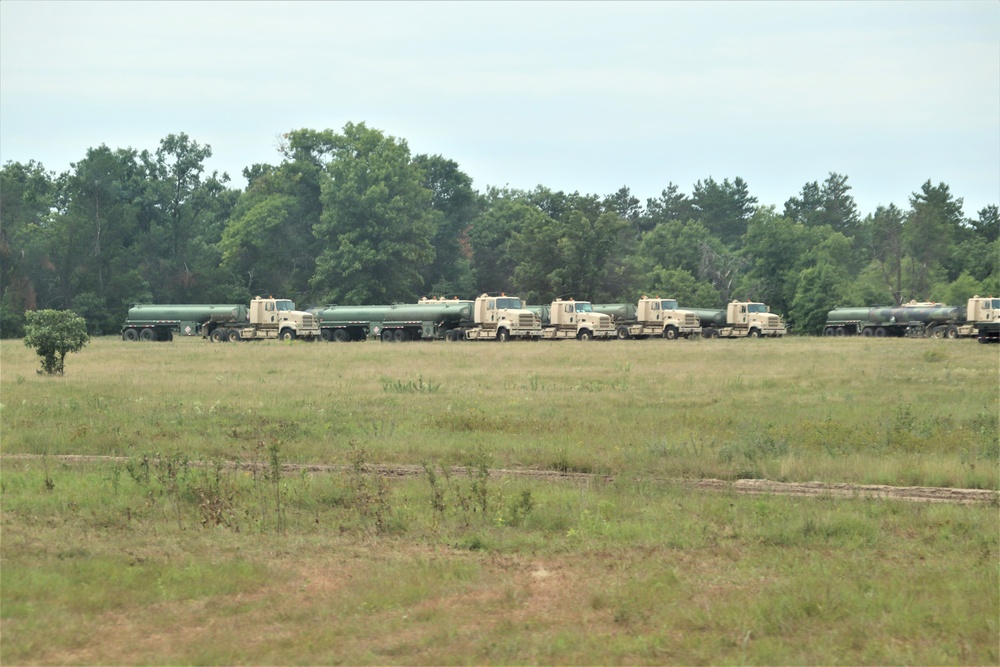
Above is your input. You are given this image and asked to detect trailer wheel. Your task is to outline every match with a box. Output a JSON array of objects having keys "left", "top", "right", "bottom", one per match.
[
  {"left": 138, "top": 328, "right": 155, "bottom": 342},
  {"left": 123, "top": 328, "right": 139, "bottom": 342},
  {"left": 381, "top": 329, "right": 394, "bottom": 343},
  {"left": 577, "top": 330, "right": 593, "bottom": 341},
  {"left": 279, "top": 329, "right": 296, "bottom": 342},
  {"left": 333, "top": 329, "right": 349, "bottom": 343},
  {"left": 823, "top": 327, "right": 835, "bottom": 336},
  {"left": 835, "top": 327, "right": 846, "bottom": 337},
  {"left": 663, "top": 326, "right": 678, "bottom": 340},
  {"left": 875, "top": 327, "right": 887, "bottom": 338},
  {"left": 227, "top": 329, "right": 241, "bottom": 343},
  {"left": 393, "top": 329, "right": 408, "bottom": 342},
  {"left": 496, "top": 328, "right": 510, "bottom": 342},
  {"left": 861, "top": 328, "right": 873, "bottom": 337},
  {"left": 616, "top": 326, "right": 630, "bottom": 340}
]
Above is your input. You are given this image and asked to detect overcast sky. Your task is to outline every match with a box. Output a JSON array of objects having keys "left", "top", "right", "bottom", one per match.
[{"left": 2, "top": 1, "right": 998, "bottom": 218}]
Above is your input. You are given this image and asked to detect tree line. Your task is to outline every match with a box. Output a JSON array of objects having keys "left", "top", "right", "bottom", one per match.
[{"left": 1, "top": 121, "right": 997, "bottom": 337}]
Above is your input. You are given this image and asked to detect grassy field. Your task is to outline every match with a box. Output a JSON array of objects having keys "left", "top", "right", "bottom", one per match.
[{"left": 1, "top": 335, "right": 998, "bottom": 665}]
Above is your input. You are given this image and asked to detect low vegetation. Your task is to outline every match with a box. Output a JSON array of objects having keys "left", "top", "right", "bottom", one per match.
[{"left": 1, "top": 336, "right": 997, "bottom": 664}]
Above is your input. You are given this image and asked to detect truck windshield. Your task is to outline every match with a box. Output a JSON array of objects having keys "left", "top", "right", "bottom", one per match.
[
  {"left": 275, "top": 300, "right": 295, "bottom": 311},
  {"left": 496, "top": 297, "right": 522, "bottom": 309},
  {"left": 747, "top": 303, "right": 767, "bottom": 313},
  {"left": 661, "top": 300, "right": 678, "bottom": 310},
  {"left": 991, "top": 299, "right": 1000, "bottom": 309},
  {"left": 574, "top": 302, "right": 593, "bottom": 312}
]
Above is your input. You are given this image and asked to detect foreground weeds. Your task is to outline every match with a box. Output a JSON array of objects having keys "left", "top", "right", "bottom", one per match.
[{"left": 1, "top": 455, "right": 996, "bottom": 665}]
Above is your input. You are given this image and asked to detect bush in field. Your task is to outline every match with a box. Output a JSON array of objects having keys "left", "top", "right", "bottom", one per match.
[{"left": 23, "top": 309, "right": 90, "bottom": 375}]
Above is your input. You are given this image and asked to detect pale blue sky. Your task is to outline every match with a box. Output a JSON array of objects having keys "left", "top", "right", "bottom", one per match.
[{"left": 2, "top": 1, "right": 998, "bottom": 217}]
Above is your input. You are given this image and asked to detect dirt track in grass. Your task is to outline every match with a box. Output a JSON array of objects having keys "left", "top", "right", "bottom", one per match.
[{"left": 4, "top": 454, "right": 996, "bottom": 505}]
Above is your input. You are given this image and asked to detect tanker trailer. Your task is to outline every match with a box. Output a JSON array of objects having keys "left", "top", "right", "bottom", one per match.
[
  {"left": 311, "top": 304, "right": 393, "bottom": 342},
  {"left": 824, "top": 301, "right": 965, "bottom": 338},
  {"left": 591, "top": 303, "right": 638, "bottom": 339},
  {"left": 122, "top": 304, "right": 247, "bottom": 341},
  {"left": 376, "top": 299, "right": 474, "bottom": 342}
]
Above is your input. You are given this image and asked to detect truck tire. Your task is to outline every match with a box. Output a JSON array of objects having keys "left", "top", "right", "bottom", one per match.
[
  {"left": 227, "top": 329, "right": 241, "bottom": 343},
  {"left": 139, "top": 328, "right": 156, "bottom": 342},
  {"left": 380, "top": 329, "right": 394, "bottom": 343},
  {"left": 280, "top": 329, "right": 296, "bottom": 342},
  {"left": 577, "top": 330, "right": 593, "bottom": 341},
  {"left": 861, "top": 328, "right": 874, "bottom": 337},
  {"left": 945, "top": 325, "right": 959, "bottom": 339},
  {"left": 835, "top": 327, "right": 846, "bottom": 337},
  {"left": 663, "top": 326, "right": 678, "bottom": 340},
  {"left": 496, "top": 328, "right": 510, "bottom": 342},
  {"left": 824, "top": 327, "right": 835, "bottom": 336},
  {"left": 875, "top": 327, "right": 887, "bottom": 338},
  {"left": 748, "top": 328, "right": 761, "bottom": 339},
  {"left": 333, "top": 329, "right": 350, "bottom": 343},
  {"left": 393, "top": 329, "right": 408, "bottom": 342},
  {"left": 616, "top": 326, "right": 630, "bottom": 340},
  {"left": 210, "top": 328, "right": 227, "bottom": 343},
  {"left": 123, "top": 328, "right": 139, "bottom": 342},
  {"left": 320, "top": 329, "right": 333, "bottom": 342}
]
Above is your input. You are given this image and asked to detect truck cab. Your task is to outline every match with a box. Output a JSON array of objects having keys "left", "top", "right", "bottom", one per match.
[
  {"left": 469, "top": 294, "right": 542, "bottom": 341},
  {"left": 635, "top": 297, "right": 702, "bottom": 339},
  {"left": 726, "top": 301, "right": 786, "bottom": 337},
  {"left": 243, "top": 297, "right": 320, "bottom": 341},
  {"left": 541, "top": 299, "right": 615, "bottom": 340}
]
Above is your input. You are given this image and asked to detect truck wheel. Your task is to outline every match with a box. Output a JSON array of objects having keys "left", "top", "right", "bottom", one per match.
[
  {"left": 748, "top": 328, "right": 761, "bottom": 339},
  {"left": 381, "top": 329, "right": 394, "bottom": 343},
  {"left": 823, "top": 327, "right": 835, "bottom": 336},
  {"left": 945, "top": 325, "right": 959, "bottom": 339},
  {"left": 835, "top": 327, "right": 846, "bottom": 337},
  {"left": 139, "top": 328, "right": 156, "bottom": 342},
  {"left": 227, "top": 329, "right": 241, "bottom": 343},
  {"left": 210, "top": 328, "right": 226, "bottom": 343},
  {"left": 875, "top": 327, "right": 887, "bottom": 338},
  {"left": 496, "top": 329, "right": 510, "bottom": 342},
  {"left": 616, "top": 326, "right": 630, "bottom": 340},
  {"left": 577, "top": 330, "right": 593, "bottom": 341},
  {"left": 123, "top": 328, "right": 139, "bottom": 342},
  {"left": 861, "top": 328, "right": 873, "bottom": 337},
  {"left": 280, "top": 329, "right": 296, "bottom": 342},
  {"left": 333, "top": 329, "right": 349, "bottom": 343},
  {"left": 320, "top": 329, "right": 333, "bottom": 342},
  {"left": 663, "top": 326, "right": 678, "bottom": 340},
  {"left": 393, "top": 329, "right": 408, "bottom": 342}
]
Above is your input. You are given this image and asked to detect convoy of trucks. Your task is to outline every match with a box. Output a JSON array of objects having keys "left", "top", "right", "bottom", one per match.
[
  {"left": 120, "top": 296, "right": 320, "bottom": 342},
  {"left": 824, "top": 296, "right": 1000, "bottom": 343},
  {"left": 120, "top": 291, "right": 997, "bottom": 344}
]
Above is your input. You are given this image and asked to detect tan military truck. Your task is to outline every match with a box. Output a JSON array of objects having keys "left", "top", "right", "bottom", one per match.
[
  {"left": 205, "top": 296, "right": 321, "bottom": 342},
  {"left": 592, "top": 297, "right": 702, "bottom": 340},
  {"left": 528, "top": 299, "right": 616, "bottom": 340},
  {"left": 689, "top": 300, "right": 786, "bottom": 338}
]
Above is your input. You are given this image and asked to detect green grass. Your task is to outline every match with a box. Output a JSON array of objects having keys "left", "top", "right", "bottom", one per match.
[{"left": 1, "top": 335, "right": 998, "bottom": 664}]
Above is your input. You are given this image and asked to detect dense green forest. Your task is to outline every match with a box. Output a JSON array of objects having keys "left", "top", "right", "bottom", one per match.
[{"left": 1, "top": 122, "right": 997, "bottom": 337}]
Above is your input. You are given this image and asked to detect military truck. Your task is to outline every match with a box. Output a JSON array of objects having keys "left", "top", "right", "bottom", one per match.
[
  {"left": 824, "top": 296, "right": 1000, "bottom": 340},
  {"left": 312, "top": 294, "right": 542, "bottom": 342},
  {"left": 687, "top": 300, "right": 786, "bottom": 338},
  {"left": 528, "top": 298, "right": 616, "bottom": 340},
  {"left": 122, "top": 296, "right": 320, "bottom": 342},
  {"left": 592, "top": 297, "right": 701, "bottom": 340}
]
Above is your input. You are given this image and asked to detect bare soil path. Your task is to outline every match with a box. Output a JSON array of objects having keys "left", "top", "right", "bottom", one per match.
[{"left": 4, "top": 454, "right": 996, "bottom": 505}]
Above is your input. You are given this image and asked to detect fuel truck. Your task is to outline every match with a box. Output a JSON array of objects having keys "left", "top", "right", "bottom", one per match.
[
  {"left": 312, "top": 293, "right": 542, "bottom": 342},
  {"left": 121, "top": 296, "right": 321, "bottom": 342},
  {"left": 824, "top": 296, "right": 1000, "bottom": 342},
  {"left": 527, "top": 298, "right": 616, "bottom": 340},
  {"left": 591, "top": 297, "right": 701, "bottom": 340},
  {"left": 686, "top": 301, "right": 786, "bottom": 338}
]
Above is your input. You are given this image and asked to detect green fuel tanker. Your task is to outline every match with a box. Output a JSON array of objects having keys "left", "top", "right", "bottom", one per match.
[
  {"left": 685, "top": 301, "right": 785, "bottom": 338},
  {"left": 824, "top": 297, "right": 1000, "bottom": 341},
  {"left": 313, "top": 294, "right": 542, "bottom": 342},
  {"left": 122, "top": 296, "right": 320, "bottom": 342}
]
